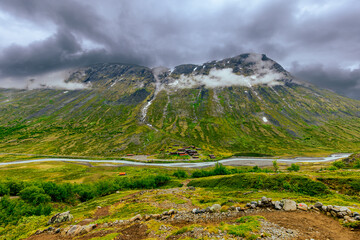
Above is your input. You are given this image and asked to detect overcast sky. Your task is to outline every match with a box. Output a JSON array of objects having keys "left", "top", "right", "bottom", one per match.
[{"left": 0, "top": 0, "right": 359, "bottom": 99}]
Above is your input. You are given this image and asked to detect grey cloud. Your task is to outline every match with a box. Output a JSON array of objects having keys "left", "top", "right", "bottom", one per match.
[
  {"left": 291, "top": 63, "right": 360, "bottom": 100},
  {"left": 0, "top": 0, "right": 359, "bottom": 99}
]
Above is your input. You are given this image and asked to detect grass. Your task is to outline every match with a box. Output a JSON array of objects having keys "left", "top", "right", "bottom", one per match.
[
  {"left": 1, "top": 158, "right": 360, "bottom": 239},
  {"left": 220, "top": 216, "right": 264, "bottom": 239}
]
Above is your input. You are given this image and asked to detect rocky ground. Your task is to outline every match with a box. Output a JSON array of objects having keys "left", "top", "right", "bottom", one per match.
[{"left": 26, "top": 187, "right": 360, "bottom": 240}]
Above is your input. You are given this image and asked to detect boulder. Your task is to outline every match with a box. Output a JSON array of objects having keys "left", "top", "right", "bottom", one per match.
[
  {"left": 151, "top": 214, "right": 161, "bottom": 219},
  {"left": 282, "top": 200, "right": 297, "bottom": 211},
  {"left": 168, "top": 209, "right": 176, "bottom": 215},
  {"left": 65, "top": 225, "right": 82, "bottom": 236},
  {"left": 297, "top": 203, "right": 308, "bottom": 211},
  {"left": 355, "top": 215, "right": 360, "bottom": 221},
  {"left": 48, "top": 211, "right": 74, "bottom": 225},
  {"left": 321, "top": 206, "right": 328, "bottom": 212},
  {"left": 129, "top": 214, "right": 142, "bottom": 222},
  {"left": 79, "top": 224, "right": 96, "bottom": 235},
  {"left": 314, "top": 202, "right": 323, "bottom": 208},
  {"left": 210, "top": 204, "right": 221, "bottom": 212},
  {"left": 144, "top": 215, "right": 151, "bottom": 221},
  {"left": 274, "top": 201, "right": 282, "bottom": 210}
]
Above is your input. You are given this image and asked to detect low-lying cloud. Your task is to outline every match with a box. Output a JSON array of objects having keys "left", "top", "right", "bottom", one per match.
[
  {"left": 170, "top": 68, "right": 285, "bottom": 89},
  {"left": 1, "top": 69, "right": 89, "bottom": 90}
]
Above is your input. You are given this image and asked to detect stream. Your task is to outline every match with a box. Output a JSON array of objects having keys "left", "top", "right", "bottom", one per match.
[{"left": 0, "top": 153, "right": 351, "bottom": 168}]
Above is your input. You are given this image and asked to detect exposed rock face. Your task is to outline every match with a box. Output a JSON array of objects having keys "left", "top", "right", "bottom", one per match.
[{"left": 48, "top": 211, "right": 73, "bottom": 225}]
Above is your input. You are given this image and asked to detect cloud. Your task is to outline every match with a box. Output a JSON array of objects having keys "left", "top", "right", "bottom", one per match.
[
  {"left": 291, "top": 62, "right": 360, "bottom": 100},
  {"left": 0, "top": 0, "right": 359, "bottom": 99}
]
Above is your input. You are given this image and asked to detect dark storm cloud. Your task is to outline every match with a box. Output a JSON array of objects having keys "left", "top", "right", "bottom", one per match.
[
  {"left": 291, "top": 63, "right": 360, "bottom": 100},
  {"left": 0, "top": 0, "right": 359, "bottom": 99}
]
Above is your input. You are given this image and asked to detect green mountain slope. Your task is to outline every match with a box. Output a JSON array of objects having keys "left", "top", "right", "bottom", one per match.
[{"left": 0, "top": 54, "right": 359, "bottom": 156}]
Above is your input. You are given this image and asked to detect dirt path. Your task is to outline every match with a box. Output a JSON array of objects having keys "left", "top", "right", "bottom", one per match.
[{"left": 255, "top": 211, "right": 358, "bottom": 240}]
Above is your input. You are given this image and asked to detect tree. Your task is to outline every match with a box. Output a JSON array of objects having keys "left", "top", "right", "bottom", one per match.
[
  {"left": 273, "top": 160, "right": 279, "bottom": 173},
  {"left": 19, "top": 186, "right": 51, "bottom": 205}
]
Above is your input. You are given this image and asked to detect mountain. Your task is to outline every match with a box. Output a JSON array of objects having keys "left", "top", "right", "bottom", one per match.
[{"left": 0, "top": 53, "right": 359, "bottom": 157}]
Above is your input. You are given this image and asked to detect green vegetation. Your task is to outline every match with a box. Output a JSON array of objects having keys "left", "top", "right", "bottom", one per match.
[
  {"left": 191, "top": 163, "right": 272, "bottom": 178},
  {"left": 188, "top": 173, "right": 330, "bottom": 196},
  {"left": 220, "top": 216, "right": 264, "bottom": 239},
  {"left": 287, "top": 163, "right": 300, "bottom": 172},
  {"left": 0, "top": 174, "right": 170, "bottom": 227}
]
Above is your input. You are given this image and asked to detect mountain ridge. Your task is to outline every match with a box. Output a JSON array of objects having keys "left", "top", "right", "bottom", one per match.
[{"left": 0, "top": 53, "right": 359, "bottom": 157}]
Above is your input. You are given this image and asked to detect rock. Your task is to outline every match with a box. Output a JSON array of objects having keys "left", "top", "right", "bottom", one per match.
[
  {"left": 250, "top": 204, "right": 256, "bottom": 209},
  {"left": 274, "top": 201, "right": 282, "bottom": 210},
  {"left": 340, "top": 207, "right": 350, "bottom": 213},
  {"left": 55, "top": 228, "right": 61, "bottom": 234},
  {"left": 162, "top": 211, "right": 169, "bottom": 215},
  {"left": 66, "top": 225, "right": 82, "bottom": 236},
  {"left": 103, "top": 223, "right": 108, "bottom": 228},
  {"left": 168, "top": 209, "right": 176, "bottom": 215},
  {"left": 48, "top": 211, "right": 74, "bottom": 225},
  {"left": 354, "top": 215, "right": 360, "bottom": 221},
  {"left": 116, "top": 191, "right": 120, "bottom": 193},
  {"left": 210, "top": 204, "right": 221, "bottom": 212},
  {"left": 151, "top": 214, "right": 161, "bottom": 219},
  {"left": 45, "top": 226, "right": 55, "bottom": 232},
  {"left": 250, "top": 201, "right": 257, "bottom": 206},
  {"left": 130, "top": 214, "right": 142, "bottom": 222},
  {"left": 321, "top": 206, "right": 328, "bottom": 212},
  {"left": 192, "top": 208, "right": 202, "bottom": 214},
  {"left": 331, "top": 211, "right": 337, "bottom": 217},
  {"left": 205, "top": 207, "right": 211, "bottom": 213},
  {"left": 97, "top": 206, "right": 102, "bottom": 209},
  {"left": 314, "top": 202, "right": 323, "bottom": 208},
  {"left": 261, "top": 196, "right": 268, "bottom": 203},
  {"left": 297, "top": 203, "right": 308, "bottom": 211},
  {"left": 187, "top": 186, "right": 195, "bottom": 190},
  {"left": 353, "top": 212, "right": 359, "bottom": 217},
  {"left": 282, "top": 200, "right": 297, "bottom": 211},
  {"left": 236, "top": 207, "right": 242, "bottom": 212},
  {"left": 228, "top": 206, "right": 236, "bottom": 211},
  {"left": 80, "top": 224, "right": 96, "bottom": 234},
  {"left": 144, "top": 215, "right": 151, "bottom": 221}
]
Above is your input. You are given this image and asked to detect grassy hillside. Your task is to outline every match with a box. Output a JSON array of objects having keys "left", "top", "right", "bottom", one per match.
[{"left": 0, "top": 58, "right": 359, "bottom": 157}]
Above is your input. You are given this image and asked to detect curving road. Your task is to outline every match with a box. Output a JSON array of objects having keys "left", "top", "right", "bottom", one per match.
[{"left": 0, "top": 153, "right": 351, "bottom": 168}]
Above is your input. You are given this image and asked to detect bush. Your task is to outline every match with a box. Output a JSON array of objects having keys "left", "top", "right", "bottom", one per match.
[
  {"left": 19, "top": 186, "right": 51, "bottom": 205},
  {"left": 173, "top": 170, "right": 188, "bottom": 179},
  {"left": 328, "top": 166, "right": 338, "bottom": 171},
  {"left": 332, "top": 161, "right": 345, "bottom": 169},
  {"left": 287, "top": 164, "right": 300, "bottom": 172},
  {"left": 188, "top": 173, "right": 330, "bottom": 196},
  {"left": 0, "top": 183, "right": 10, "bottom": 196}
]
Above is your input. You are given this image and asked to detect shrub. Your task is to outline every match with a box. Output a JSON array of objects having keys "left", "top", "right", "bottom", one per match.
[
  {"left": 188, "top": 173, "right": 330, "bottom": 196},
  {"left": 0, "top": 183, "right": 10, "bottom": 196},
  {"left": 287, "top": 164, "right": 300, "bottom": 172},
  {"left": 173, "top": 170, "right": 188, "bottom": 179},
  {"left": 272, "top": 160, "right": 279, "bottom": 172},
  {"left": 332, "top": 161, "right": 345, "bottom": 169},
  {"left": 19, "top": 186, "right": 51, "bottom": 205},
  {"left": 328, "top": 166, "right": 338, "bottom": 171}
]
